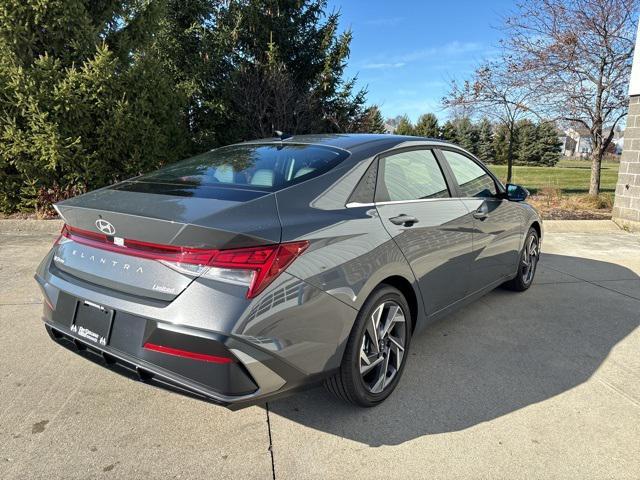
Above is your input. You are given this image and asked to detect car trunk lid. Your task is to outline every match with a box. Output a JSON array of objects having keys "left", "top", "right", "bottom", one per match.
[{"left": 52, "top": 183, "right": 281, "bottom": 301}]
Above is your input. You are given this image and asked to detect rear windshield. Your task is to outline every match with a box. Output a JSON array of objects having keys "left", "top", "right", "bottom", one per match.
[{"left": 137, "top": 144, "right": 349, "bottom": 192}]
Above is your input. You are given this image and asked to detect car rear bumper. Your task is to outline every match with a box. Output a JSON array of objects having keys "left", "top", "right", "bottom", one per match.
[
  {"left": 45, "top": 322, "right": 237, "bottom": 407},
  {"left": 40, "top": 295, "right": 324, "bottom": 409},
  {"left": 35, "top": 257, "right": 354, "bottom": 408}
]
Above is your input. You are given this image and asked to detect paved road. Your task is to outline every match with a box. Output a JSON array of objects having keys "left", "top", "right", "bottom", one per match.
[{"left": 1, "top": 220, "right": 638, "bottom": 479}]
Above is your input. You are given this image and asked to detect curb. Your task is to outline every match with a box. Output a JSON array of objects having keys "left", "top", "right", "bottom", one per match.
[
  {"left": 0, "top": 219, "right": 63, "bottom": 235},
  {"left": 543, "top": 220, "right": 623, "bottom": 233}
]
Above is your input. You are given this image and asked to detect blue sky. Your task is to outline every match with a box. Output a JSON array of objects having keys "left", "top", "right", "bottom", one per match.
[{"left": 327, "top": 0, "right": 515, "bottom": 122}]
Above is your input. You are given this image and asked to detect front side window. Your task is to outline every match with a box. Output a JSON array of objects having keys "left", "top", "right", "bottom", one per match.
[
  {"left": 442, "top": 150, "right": 497, "bottom": 198},
  {"left": 137, "top": 144, "right": 349, "bottom": 192},
  {"left": 377, "top": 150, "right": 449, "bottom": 202}
]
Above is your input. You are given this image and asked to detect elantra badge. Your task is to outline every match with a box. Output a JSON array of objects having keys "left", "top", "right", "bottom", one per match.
[{"left": 95, "top": 219, "right": 116, "bottom": 235}]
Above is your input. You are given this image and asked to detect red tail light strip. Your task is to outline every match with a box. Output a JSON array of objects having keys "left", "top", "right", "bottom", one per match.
[
  {"left": 61, "top": 225, "right": 218, "bottom": 264},
  {"left": 143, "top": 342, "right": 234, "bottom": 364},
  {"left": 59, "top": 225, "right": 309, "bottom": 298}
]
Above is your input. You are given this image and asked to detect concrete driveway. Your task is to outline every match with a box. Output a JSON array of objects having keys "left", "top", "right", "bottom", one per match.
[{"left": 1, "top": 220, "right": 638, "bottom": 479}]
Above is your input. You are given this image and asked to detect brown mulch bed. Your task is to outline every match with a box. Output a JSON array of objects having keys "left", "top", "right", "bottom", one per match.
[{"left": 528, "top": 192, "right": 613, "bottom": 221}]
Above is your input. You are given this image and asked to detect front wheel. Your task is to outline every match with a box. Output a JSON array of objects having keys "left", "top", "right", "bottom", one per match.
[
  {"left": 503, "top": 227, "right": 540, "bottom": 291},
  {"left": 325, "top": 285, "right": 412, "bottom": 407}
]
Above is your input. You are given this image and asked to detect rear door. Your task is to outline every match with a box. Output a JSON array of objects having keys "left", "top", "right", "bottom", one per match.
[
  {"left": 375, "top": 148, "right": 474, "bottom": 315},
  {"left": 437, "top": 148, "right": 522, "bottom": 293}
]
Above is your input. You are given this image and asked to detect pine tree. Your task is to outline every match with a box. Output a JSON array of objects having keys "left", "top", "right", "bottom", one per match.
[
  {"left": 515, "top": 119, "right": 539, "bottom": 165},
  {"left": 216, "top": 0, "right": 367, "bottom": 141},
  {"left": 440, "top": 120, "right": 458, "bottom": 142},
  {"left": 0, "top": 1, "right": 188, "bottom": 213},
  {"left": 476, "top": 118, "right": 495, "bottom": 163},
  {"left": 154, "top": 0, "right": 226, "bottom": 150},
  {"left": 455, "top": 117, "right": 479, "bottom": 155},
  {"left": 414, "top": 113, "right": 439, "bottom": 137},
  {"left": 492, "top": 124, "right": 510, "bottom": 165},
  {"left": 0, "top": 0, "right": 375, "bottom": 214},
  {"left": 395, "top": 115, "right": 416, "bottom": 136},
  {"left": 536, "top": 122, "right": 562, "bottom": 166},
  {"left": 352, "top": 105, "right": 386, "bottom": 133}
]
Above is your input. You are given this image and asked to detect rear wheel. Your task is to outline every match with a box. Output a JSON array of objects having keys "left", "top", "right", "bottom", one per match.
[
  {"left": 325, "top": 285, "right": 412, "bottom": 407},
  {"left": 503, "top": 227, "right": 540, "bottom": 291}
]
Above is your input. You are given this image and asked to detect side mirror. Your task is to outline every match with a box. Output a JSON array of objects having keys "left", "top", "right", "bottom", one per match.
[{"left": 506, "top": 183, "right": 529, "bottom": 202}]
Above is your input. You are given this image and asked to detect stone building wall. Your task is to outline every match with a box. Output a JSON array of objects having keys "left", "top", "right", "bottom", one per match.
[{"left": 612, "top": 95, "right": 640, "bottom": 231}]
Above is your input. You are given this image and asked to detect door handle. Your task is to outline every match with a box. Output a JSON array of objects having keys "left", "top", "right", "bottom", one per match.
[
  {"left": 473, "top": 203, "right": 489, "bottom": 220},
  {"left": 389, "top": 214, "right": 419, "bottom": 226}
]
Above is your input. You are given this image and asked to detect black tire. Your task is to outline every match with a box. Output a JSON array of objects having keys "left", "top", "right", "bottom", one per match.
[
  {"left": 325, "top": 285, "right": 412, "bottom": 407},
  {"left": 503, "top": 227, "right": 540, "bottom": 292}
]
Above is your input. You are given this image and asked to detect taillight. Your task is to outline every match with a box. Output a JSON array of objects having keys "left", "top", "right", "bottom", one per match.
[
  {"left": 204, "top": 242, "right": 309, "bottom": 298},
  {"left": 58, "top": 225, "right": 308, "bottom": 298}
]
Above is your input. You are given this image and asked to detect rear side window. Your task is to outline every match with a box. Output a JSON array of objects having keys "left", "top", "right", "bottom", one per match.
[
  {"left": 137, "top": 144, "right": 349, "bottom": 192},
  {"left": 441, "top": 150, "right": 497, "bottom": 198},
  {"left": 377, "top": 150, "right": 449, "bottom": 202}
]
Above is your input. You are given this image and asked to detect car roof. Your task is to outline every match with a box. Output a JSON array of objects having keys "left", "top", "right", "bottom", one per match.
[{"left": 237, "top": 133, "right": 454, "bottom": 152}]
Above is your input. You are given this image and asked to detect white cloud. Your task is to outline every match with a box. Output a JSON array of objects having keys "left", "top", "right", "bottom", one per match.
[
  {"left": 398, "top": 41, "right": 486, "bottom": 63},
  {"left": 395, "top": 88, "right": 418, "bottom": 96},
  {"left": 360, "top": 41, "right": 490, "bottom": 70},
  {"left": 362, "top": 62, "right": 406, "bottom": 70}
]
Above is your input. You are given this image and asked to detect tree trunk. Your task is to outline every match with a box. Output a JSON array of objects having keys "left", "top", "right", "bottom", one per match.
[
  {"left": 590, "top": 74, "right": 605, "bottom": 196},
  {"left": 589, "top": 147, "right": 603, "bottom": 196},
  {"left": 506, "top": 125, "right": 515, "bottom": 184}
]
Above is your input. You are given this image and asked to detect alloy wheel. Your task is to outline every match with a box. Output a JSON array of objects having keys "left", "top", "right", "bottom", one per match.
[
  {"left": 521, "top": 234, "right": 539, "bottom": 285},
  {"left": 359, "top": 300, "right": 407, "bottom": 394}
]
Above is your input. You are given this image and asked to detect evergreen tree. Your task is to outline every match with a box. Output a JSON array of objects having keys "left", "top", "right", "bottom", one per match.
[
  {"left": 476, "top": 118, "right": 495, "bottom": 163},
  {"left": 352, "top": 105, "right": 386, "bottom": 133},
  {"left": 0, "top": 0, "right": 374, "bottom": 214},
  {"left": 536, "top": 122, "right": 562, "bottom": 166},
  {"left": 515, "top": 119, "right": 539, "bottom": 165},
  {"left": 0, "top": 1, "right": 188, "bottom": 213},
  {"left": 154, "top": 0, "right": 226, "bottom": 150},
  {"left": 215, "top": 0, "right": 367, "bottom": 141},
  {"left": 455, "top": 117, "right": 479, "bottom": 155},
  {"left": 395, "top": 115, "right": 416, "bottom": 136},
  {"left": 440, "top": 120, "right": 457, "bottom": 142},
  {"left": 414, "top": 113, "right": 439, "bottom": 137},
  {"left": 492, "top": 124, "right": 510, "bottom": 165}
]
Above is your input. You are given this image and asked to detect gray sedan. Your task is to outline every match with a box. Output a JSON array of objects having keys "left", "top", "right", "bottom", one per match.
[{"left": 35, "top": 134, "right": 541, "bottom": 408}]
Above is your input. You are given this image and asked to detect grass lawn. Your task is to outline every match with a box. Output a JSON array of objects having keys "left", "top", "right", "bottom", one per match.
[
  {"left": 487, "top": 159, "right": 619, "bottom": 195},
  {"left": 485, "top": 158, "right": 620, "bottom": 219}
]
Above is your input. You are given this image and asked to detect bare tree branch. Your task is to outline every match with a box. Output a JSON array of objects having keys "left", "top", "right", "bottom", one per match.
[
  {"left": 503, "top": 0, "right": 638, "bottom": 194},
  {"left": 442, "top": 60, "right": 543, "bottom": 182}
]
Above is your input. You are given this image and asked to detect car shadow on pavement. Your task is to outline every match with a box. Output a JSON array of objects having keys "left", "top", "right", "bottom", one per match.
[{"left": 267, "top": 253, "right": 640, "bottom": 446}]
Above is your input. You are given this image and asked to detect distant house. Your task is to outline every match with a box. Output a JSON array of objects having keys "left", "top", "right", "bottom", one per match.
[
  {"left": 558, "top": 127, "right": 623, "bottom": 157},
  {"left": 615, "top": 136, "right": 624, "bottom": 154},
  {"left": 383, "top": 122, "right": 396, "bottom": 134},
  {"left": 557, "top": 129, "right": 576, "bottom": 156}
]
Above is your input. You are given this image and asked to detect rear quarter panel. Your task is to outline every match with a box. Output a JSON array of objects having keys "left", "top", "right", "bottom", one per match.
[{"left": 276, "top": 157, "right": 426, "bottom": 330}]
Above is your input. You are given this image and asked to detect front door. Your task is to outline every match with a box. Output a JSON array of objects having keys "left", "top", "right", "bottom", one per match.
[
  {"left": 438, "top": 149, "right": 522, "bottom": 293},
  {"left": 375, "top": 148, "right": 474, "bottom": 315}
]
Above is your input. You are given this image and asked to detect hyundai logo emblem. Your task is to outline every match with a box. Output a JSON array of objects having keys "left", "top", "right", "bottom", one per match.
[{"left": 95, "top": 219, "right": 116, "bottom": 235}]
